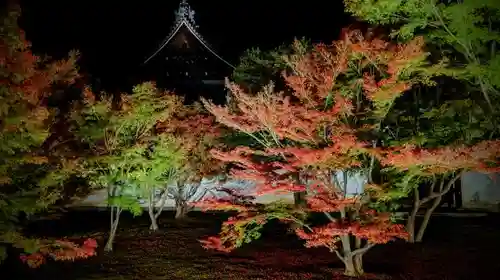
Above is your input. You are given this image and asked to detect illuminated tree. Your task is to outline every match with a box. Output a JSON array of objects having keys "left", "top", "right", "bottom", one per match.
[
  {"left": 232, "top": 39, "right": 310, "bottom": 93},
  {"left": 376, "top": 141, "right": 500, "bottom": 242},
  {"left": 344, "top": 0, "right": 500, "bottom": 123},
  {"left": 70, "top": 82, "right": 185, "bottom": 250},
  {"left": 344, "top": 0, "right": 500, "bottom": 242},
  {"left": 156, "top": 102, "right": 225, "bottom": 220},
  {"left": 0, "top": 6, "right": 96, "bottom": 264},
  {"left": 199, "top": 30, "right": 434, "bottom": 276}
]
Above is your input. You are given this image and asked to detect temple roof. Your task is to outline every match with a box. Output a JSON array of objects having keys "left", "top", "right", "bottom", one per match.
[{"left": 143, "top": 0, "right": 234, "bottom": 69}]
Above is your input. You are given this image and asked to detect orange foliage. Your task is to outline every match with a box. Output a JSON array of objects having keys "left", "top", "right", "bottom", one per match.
[
  {"left": 0, "top": 20, "right": 79, "bottom": 106},
  {"left": 197, "top": 29, "right": 425, "bottom": 255},
  {"left": 375, "top": 140, "right": 500, "bottom": 175},
  {"left": 1, "top": 6, "right": 94, "bottom": 267},
  {"left": 296, "top": 211, "right": 407, "bottom": 252},
  {"left": 20, "top": 238, "right": 97, "bottom": 268},
  {"left": 156, "top": 102, "right": 225, "bottom": 183}
]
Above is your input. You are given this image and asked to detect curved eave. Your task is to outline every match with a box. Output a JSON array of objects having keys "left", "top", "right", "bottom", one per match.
[{"left": 143, "top": 20, "right": 235, "bottom": 69}]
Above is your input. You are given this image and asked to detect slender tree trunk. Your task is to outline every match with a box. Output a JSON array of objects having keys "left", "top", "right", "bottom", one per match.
[
  {"left": 147, "top": 188, "right": 170, "bottom": 230},
  {"left": 407, "top": 173, "right": 460, "bottom": 243},
  {"left": 354, "top": 253, "right": 364, "bottom": 276},
  {"left": 327, "top": 209, "right": 372, "bottom": 277},
  {"left": 343, "top": 254, "right": 364, "bottom": 277},
  {"left": 339, "top": 210, "right": 365, "bottom": 277},
  {"left": 294, "top": 191, "right": 307, "bottom": 207},
  {"left": 339, "top": 236, "right": 366, "bottom": 277},
  {"left": 148, "top": 191, "right": 159, "bottom": 231},
  {"left": 406, "top": 211, "right": 417, "bottom": 243},
  {"left": 407, "top": 190, "right": 421, "bottom": 243},
  {"left": 148, "top": 206, "right": 159, "bottom": 231},
  {"left": 104, "top": 206, "right": 122, "bottom": 252},
  {"left": 289, "top": 171, "right": 307, "bottom": 232},
  {"left": 175, "top": 200, "right": 188, "bottom": 220},
  {"left": 415, "top": 196, "right": 442, "bottom": 242}
]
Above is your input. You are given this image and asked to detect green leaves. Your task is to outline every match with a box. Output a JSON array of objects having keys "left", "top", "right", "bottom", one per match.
[
  {"left": 344, "top": 0, "right": 500, "bottom": 106},
  {"left": 73, "top": 83, "right": 188, "bottom": 221},
  {"left": 0, "top": 6, "right": 84, "bottom": 263},
  {"left": 232, "top": 38, "right": 311, "bottom": 92},
  {"left": 107, "top": 196, "right": 142, "bottom": 217}
]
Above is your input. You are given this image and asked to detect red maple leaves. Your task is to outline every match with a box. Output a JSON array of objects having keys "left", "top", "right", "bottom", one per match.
[
  {"left": 377, "top": 140, "right": 500, "bottom": 175},
  {"left": 1, "top": 22, "right": 79, "bottom": 106},
  {"left": 156, "top": 101, "right": 225, "bottom": 181},
  {"left": 198, "top": 29, "right": 422, "bottom": 257},
  {"left": 19, "top": 238, "right": 98, "bottom": 268}
]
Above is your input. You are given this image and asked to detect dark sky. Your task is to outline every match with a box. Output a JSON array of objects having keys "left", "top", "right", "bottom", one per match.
[{"left": 18, "top": 0, "right": 351, "bottom": 87}]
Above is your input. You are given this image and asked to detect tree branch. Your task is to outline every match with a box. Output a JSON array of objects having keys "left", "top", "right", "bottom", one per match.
[
  {"left": 351, "top": 242, "right": 375, "bottom": 256},
  {"left": 334, "top": 249, "right": 346, "bottom": 264},
  {"left": 421, "top": 171, "right": 462, "bottom": 204}
]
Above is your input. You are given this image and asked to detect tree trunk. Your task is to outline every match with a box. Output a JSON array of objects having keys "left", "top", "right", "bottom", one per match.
[
  {"left": 104, "top": 206, "right": 121, "bottom": 252},
  {"left": 406, "top": 211, "right": 416, "bottom": 243},
  {"left": 175, "top": 201, "right": 188, "bottom": 220},
  {"left": 406, "top": 190, "right": 421, "bottom": 243},
  {"left": 294, "top": 191, "right": 307, "bottom": 207},
  {"left": 290, "top": 171, "right": 307, "bottom": 232},
  {"left": 148, "top": 208, "right": 159, "bottom": 231},
  {"left": 344, "top": 254, "right": 364, "bottom": 277},
  {"left": 288, "top": 191, "right": 307, "bottom": 232},
  {"left": 415, "top": 196, "right": 442, "bottom": 242},
  {"left": 354, "top": 253, "right": 364, "bottom": 276},
  {"left": 148, "top": 193, "right": 159, "bottom": 231}
]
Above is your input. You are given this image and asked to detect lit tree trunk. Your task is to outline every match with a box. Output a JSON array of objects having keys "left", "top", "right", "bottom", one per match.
[
  {"left": 290, "top": 172, "right": 307, "bottom": 232},
  {"left": 332, "top": 210, "right": 373, "bottom": 277},
  {"left": 171, "top": 180, "right": 208, "bottom": 220},
  {"left": 338, "top": 237, "right": 372, "bottom": 277},
  {"left": 343, "top": 254, "right": 364, "bottom": 277},
  {"left": 175, "top": 199, "right": 188, "bottom": 220},
  {"left": 354, "top": 251, "right": 364, "bottom": 276},
  {"left": 415, "top": 196, "right": 441, "bottom": 242},
  {"left": 148, "top": 190, "right": 158, "bottom": 231},
  {"left": 147, "top": 187, "right": 170, "bottom": 230},
  {"left": 406, "top": 172, "right": 462, "bottom": 243},
  {"left": 294, "top": 191, "right": 307, "bottom": 207},
  {"left": 104, "top": 205, "right": 122, "bottom": 252},
  {"left": 406, "top": 189, "right": 420, "bottom": 243}
]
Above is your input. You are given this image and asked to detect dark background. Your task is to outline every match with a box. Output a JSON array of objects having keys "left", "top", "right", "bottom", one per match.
[{"left": 17, "top": 0, "right": 351, "bottom": 90}]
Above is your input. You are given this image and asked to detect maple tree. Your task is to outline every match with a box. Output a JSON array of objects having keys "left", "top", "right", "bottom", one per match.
[
  {"left": 0, "top": 6, "right": 97, "bottom": 264},
  {"left": 344, "top": 0, "right": 500, "bottom": 128},
  {"left": 375, "top": 141, "right": 500, "bottom": 242},
  {"left": 69, "top": 82, "right": 185, "bottom": 249},
  {"left": 231, "top": 38, "right": 311, "bottom": 93},
  {"left": 19, "top": 238, "right": 97, "bottom": 268},
  {"left": 344, "top": 0, "right": 500, "bottom": 242},
  {"left": 156, "top": 102, "right": 226, "bottom": 220},
  {"left": 198, "top": 29, "right": 437, "bottom": 276}
]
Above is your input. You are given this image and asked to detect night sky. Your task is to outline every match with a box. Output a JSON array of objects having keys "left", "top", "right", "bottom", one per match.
[{"left": 18, "top": 0, "right": 351, "bottom": 90}]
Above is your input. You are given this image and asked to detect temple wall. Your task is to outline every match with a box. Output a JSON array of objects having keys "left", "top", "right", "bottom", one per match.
[
  {"left": 69, "top": 170, "right": 367, "bottom": 209},
  {"left": 461, "top": 172, "right": 500, "bottom": 212}
]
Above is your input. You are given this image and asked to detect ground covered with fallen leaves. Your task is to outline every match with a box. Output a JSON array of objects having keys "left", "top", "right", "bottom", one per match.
[{"left": 2, "top": 209, "right": 499, "bottom": 280}]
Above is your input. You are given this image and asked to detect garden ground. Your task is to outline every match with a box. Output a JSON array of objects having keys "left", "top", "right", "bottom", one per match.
[{"left": 2, "top": 209, "right": 499, "bottom": 280}]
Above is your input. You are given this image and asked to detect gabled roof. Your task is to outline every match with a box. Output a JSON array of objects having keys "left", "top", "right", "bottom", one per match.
[{"left": 143, "top": 0, "right": 235, "bottom": 69}]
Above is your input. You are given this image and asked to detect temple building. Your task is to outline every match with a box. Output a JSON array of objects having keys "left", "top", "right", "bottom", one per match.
[{"left": 142, "top": 0, "right": 234, "bottom": 104}]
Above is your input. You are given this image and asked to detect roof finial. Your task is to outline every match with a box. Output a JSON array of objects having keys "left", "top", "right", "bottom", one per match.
[{"left": 175, "top": 0, "right": 197, "bottom": 29}]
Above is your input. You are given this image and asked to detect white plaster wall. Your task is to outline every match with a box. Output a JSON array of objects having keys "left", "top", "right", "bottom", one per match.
[
  {"left": 332, "top": 170, "right": 367, "bottom": 195},
  {"left": 69, "top": 170, "right": 367, "bottom": 209},
  {"left": 70, "top": 178, "right": 295, "bottom": 208},
  {"left": 461, "top": 171, "right": 500, "bottom": 211}
]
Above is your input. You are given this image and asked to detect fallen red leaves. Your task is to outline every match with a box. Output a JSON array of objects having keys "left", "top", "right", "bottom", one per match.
[{"left": 19, "top": 238, "right": 98, "bottom": 268}]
